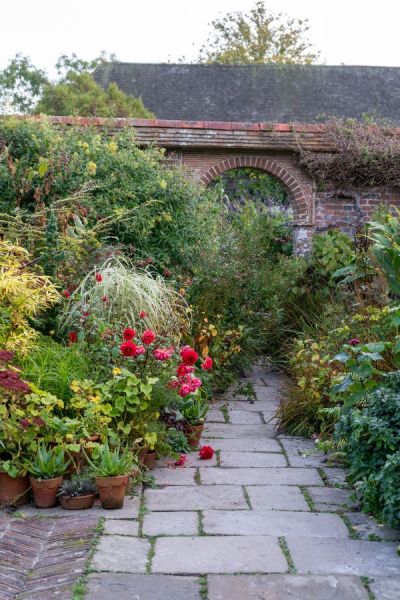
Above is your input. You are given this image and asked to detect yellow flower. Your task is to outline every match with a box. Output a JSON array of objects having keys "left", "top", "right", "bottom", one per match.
[
  {"left": 89, "top": 395, "right": 101, "bottom": 404},
  {"left": 113, "top": 367, "right": 122, "bottom": 376},
  {"left": 108, "top": 141, "right": 118, "bottom": 154},
  {"left": 159, "top": 179, "right": 167, "bottom": 189},
  {"left": 65, "top": 434, "right": 74, "bottom": 442},
  {"left": 86, "top": 161, "right": 97, "bottom": 176}
]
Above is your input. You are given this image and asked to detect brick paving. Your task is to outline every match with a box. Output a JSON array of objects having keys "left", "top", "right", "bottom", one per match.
[{"left": 0, "top": 515, "right": 98, "bottom": 600}]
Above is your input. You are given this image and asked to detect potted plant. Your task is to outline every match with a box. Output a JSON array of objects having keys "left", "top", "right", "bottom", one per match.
[
  {"left": 27, "top": 445, "right": 70, "bottom": 508},
  {"left": 182, "top": 396, "right": 209, "bottom": 448},
  {"left": 0, "top": 458, "right": 30, "bottom": 507},
  {"left": 86, "top": 441, "right": 134, "bottom": 509},
  {"left": 57, "top": 476, "right": 97, "bottom": 510}
]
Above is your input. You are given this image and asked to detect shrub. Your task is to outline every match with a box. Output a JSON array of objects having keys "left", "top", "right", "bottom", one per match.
[
  {"left": 0, "top": 240, "right": 60, "bottom": 354},
  {"left": 335, "top": 375, "right": 400, "bottom": 526}
]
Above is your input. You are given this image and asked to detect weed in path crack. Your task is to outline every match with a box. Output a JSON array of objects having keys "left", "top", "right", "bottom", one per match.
[
  {"left": 242, "top": 486, "right": 252, "bottom": 509},
  {"left": 220, "top": 405, "right": 230, "bottom": 423},
  {"left": 198, "top": 511, "right": 205, "bottom": 535},
  {"left": 215, "top": 449, "right": 221, "bottom": 466},
  {"left": 145, "top": 537, "right": 156, "bottom": 574},
  {"left": 72, "top": 517, "right": 105, "bottom": 600},
  {"left": 299, "top": 486, "right": 316, "bottom": 511},
  {"left": 276, "top": 439, "right": 290, "bottom": 467},
  {"left": 341, "top": 514, "right": 361, "bottom": 539},
  {"left": 138, "top": 489, "right": 148, "bottom": 537},
  {"left": 361, "top": 576, "right": 377, "bottom": 600},
  {"left": 194, "top": 469, "right": 201, "bottom": 485},
  {"left": 278, "top": 537, "right": 297, "bottom": 574},
  {"left": 199, "top": 575, "right": 208, "bottom": 599},
  {"left": 318, "top": 467, "right": 329, "bottom": 486}
]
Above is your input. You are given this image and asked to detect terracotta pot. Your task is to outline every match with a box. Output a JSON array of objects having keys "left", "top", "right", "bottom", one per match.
[
  {"left": 59, "top": 494, "right": 95, "bottom": 510},
  {"left": 30, "top": 476, "right": 63, "bottom": 508},
  {"left": 143, "top": 451, "right": 157, "bottom": 470},
  {"left": 95, "top": 475, "right": 128, "bottom": 509},
  {"left": 0, "top": 472, "right": 30, "bottom": 506},
  {"left": 185, "top": 423, "right": 204, "bottom": 449},
  {"left": 138, "top": 446, "right": 149, "bottom": 466}
]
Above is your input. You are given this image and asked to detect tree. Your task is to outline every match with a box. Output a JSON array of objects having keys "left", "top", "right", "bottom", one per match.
[
  {"left": 198, "top": 1, "right": 319, "bottom": 65},
  {"left": 35, "top": 72, "right": 153, "bottom": 118},
  {"left": 0, "top": 53, "right": 153, "bottom": 118},
  {"left": 0, "top": 54, "right": 48, "bottom": 114}
]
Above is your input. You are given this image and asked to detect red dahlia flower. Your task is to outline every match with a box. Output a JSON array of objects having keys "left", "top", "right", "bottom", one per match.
[
  {"left": 176, "top": 363, "right": 195, "bottom": 377},
  {"left": 95, "top": 273, "right": 103, "bottom": 283},
  {"left": 123, "top": 328, "right": 136, "bottom": 341},
  {"left": 348, "top": 338, "right": 361, "bottom": 346},
  {"left": 153, "top": 347, "right": 174, "bottom": 361},
  {"left": 63, "top": 290, "right": 71, "bottom": 298},
  {"left": 201, "top": 356, "right": 213, "bottom": 370},
  {"left": 120, "top": 341, "right": 137, "bottom": 357},
  {"left": 139, "top": 310, "right": 147, "bottom": 318},
  {"left": 135, "top": 346, "right": 146, "bottom": 355},
  {"left": 0, "top": 350, "right": 14, "bottom": 364},
  {"left": 175, "top": 454, "right": 187, "bottom": 467},
  {"left": 179, "top": 383, "right": 191, "bottom": 397},
  {"left": 199, "top": 445, "right": 214, "bottom": 460},
  {"left": 180, "top": 346, "right": 199, "bottom": 366},
  {"left": 68, "top": 331, "right": 78, "bottom": 344},
  {"left": 102, "top": 296, "right": 108, "bottom": 303},
  {"left": 142, "top": 329, "right": 156, "bottom": 345}
]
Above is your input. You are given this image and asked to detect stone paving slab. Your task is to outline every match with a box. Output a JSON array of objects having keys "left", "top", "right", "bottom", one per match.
[
  {"left": 369, "top": 577, "right": 400, "bottom": 600},
  {"left": 307, "top": 486, "right": 357, "bottom": 509},
  {"left": 201, "top": 437, "right": 282, "bottom": 453},
  {"left": 145, "top": 485, "right": 248, "bottom": 511},
  {"left": 142, "top": 511, "right": 198, "bottom": 536},
  {"left": 227, "top": 411, "right": 263, "bottom": 424},
  {"left": 207, "top": 574, "right": 369, "bottom": 600},
  {"left": 203, "top": 510, "right": 349, "bottom": 537},
  {"left": 204, "top": 423, "right": 276, "bottom": 438},
  {"left": 86, "top": 574, "right": 201, "bottom": 600},
  {"left": 213, "top": 400, "right": 277, "bottom": 412},
  {"left": 103, "top": 519, "right": 139, "bottom": 536},
  {"left": 322, "top": 467, "right": 349, "bottom": 486},
  {"left": 246, "top": 485, "right": 309, "bottom": 511},
  {"left": 287, "top": 536, "right": 400, "bottom": 576},
  {"left": 200, "top": 467, "right": 323, "bottom": 486},
  {"left": 152, "top": 536, "right": 287, "bottom": 574},
  {"left": 152, "top": 467, "right": 197, "bottom": 485},
  {"left": 158, "top": 453, "right": 218, "bottom": 468},
  {"left": 207, "top": 409, "right": 225, "bottom": 422},
  {"left": 17, "top": 496, "right": 140, "bottom": 519},
  {"left": 219, "top": 451, "right": 287, "bottom": 468},
  {"left": 345, "top": 512, "right": 400, "bottom": 541},
  {"left": 91, "top": 535, "right": 150, "bottom": 573}
]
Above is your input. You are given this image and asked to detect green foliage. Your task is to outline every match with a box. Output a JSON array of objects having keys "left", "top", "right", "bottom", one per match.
[
  {"left": 0, "top": 52, "right": 152, "bottom": 118},
  {"left": 26, "top": 444, "right": 70, "bottom": 479},
  {"left": 212, "top": 168, "right": 288, "bottom": 207},
  {"left": 87, "top": 441, "right": 133, "bottom": 477},
  {"left": 166, "top": 428, "right": 191, "bottom": 453},
  {"left": 0, "top": 54, "right": 48, "bottom": 114},
  {"left": 181, "top": 395, "right": 209, "bottom": 425},
  {"left": 57, "top": 476, "right": 97, "bottom": 497},
  {"left": 35, "top": 73, "right": 153, "bottom": 118},
  {"left": 335, "top": 376, "right": 400, "bottom": 527},
  {"left": 198, "top": 1, "right": 319, "bottom": 64},
  {"left": 369, "top": 211, "right": 400, "bottom": 296},
  {"left": 20, "top": 336, "right": 93, "bottom": 400},
  {"left": 312, "top": 231, "right": 355, "bottom": 281}
]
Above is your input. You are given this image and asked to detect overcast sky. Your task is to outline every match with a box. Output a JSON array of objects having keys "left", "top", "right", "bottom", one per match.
[{"left": 1, "top": 0, "right": 398, "bottom": 75}]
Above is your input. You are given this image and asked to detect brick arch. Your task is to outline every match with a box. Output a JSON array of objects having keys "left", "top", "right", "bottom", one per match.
[{"left": 200, "top": 156, "right": 310, "bottom": 222}]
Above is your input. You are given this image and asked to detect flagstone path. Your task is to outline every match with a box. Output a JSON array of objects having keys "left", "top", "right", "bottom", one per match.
[
  {"left": 85, "top": 364, "right": 400, "bottom": 600},
  {"left": 1, "top": 364, "right": 400, "bottom": 599}
]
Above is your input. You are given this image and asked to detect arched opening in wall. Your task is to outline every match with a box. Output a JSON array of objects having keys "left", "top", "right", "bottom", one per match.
[{"left": 209, "top": 167, "right": 293, "bottom": 255}]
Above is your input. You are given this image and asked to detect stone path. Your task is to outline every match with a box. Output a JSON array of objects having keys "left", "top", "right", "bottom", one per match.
[
  {"left": 1, "top": 365, "right": 399, "bottom": 599},
  {"left": 84, "top": 365, "right": 400, "bottom": 600}
]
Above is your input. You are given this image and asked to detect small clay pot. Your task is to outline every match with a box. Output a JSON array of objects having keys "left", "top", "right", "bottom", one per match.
[
  {"left": 138, "top": 446, "right": 149, "bottom": 466},
  {"left": 95, "top": 475, "right": 128, "bottom": 509},
  {"left": 143, "top": 451, "right": 157, "bottom": 470},
  {"left": 59, "top": 494, "right": 95, "bottom": 510},
  {"left": 30, "top": 476, "right": 63, "bottom": 508},
  {"left": 185, "top": 423, "right": 204, "bottom": 449},
  {"left": 0, "top": 472, "right": 30, "bottom": 506}
]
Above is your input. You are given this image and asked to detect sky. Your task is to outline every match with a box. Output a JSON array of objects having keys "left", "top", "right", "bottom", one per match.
[{"left": 1, "top": 0, "right": 399, "bottom": 75}]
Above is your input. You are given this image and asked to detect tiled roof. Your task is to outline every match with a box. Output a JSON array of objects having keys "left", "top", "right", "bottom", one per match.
[{"left": 94, "top": 63, "right": 400, "bottom": 123}]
